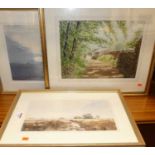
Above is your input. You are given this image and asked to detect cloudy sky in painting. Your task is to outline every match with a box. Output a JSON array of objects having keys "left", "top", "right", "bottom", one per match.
[
  {"left": 25, "top": 99, "right": 114, "bottom": 120},
  {"left": 4, "top": 25, "right": 42, "bottom": 63}
]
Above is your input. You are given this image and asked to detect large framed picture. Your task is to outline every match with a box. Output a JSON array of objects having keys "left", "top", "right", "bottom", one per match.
[
  {"left": 0, "top": 9, "right": 45, "bottom": 92},
  {"left": 0, "top": 90, "right": 144, "bottom": 146},
  {"left": 44, "top": 8, "right": 155, "bottom": 94}
]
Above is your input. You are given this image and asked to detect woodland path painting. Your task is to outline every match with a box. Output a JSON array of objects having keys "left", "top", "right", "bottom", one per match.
[{"left": 60, "top": 20, "right": 144, "bottom": 79}]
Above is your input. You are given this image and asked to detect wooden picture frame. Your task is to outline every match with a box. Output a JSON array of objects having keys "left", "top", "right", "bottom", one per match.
[
  {"left": 0, "top": 90, "right": 145, "bottom": 146},
  {"left": 0, "top": 9, "right": 48, "bottom": 93},
  {"left": 44, "top": 8, "right": 155, "bottom": 95}
]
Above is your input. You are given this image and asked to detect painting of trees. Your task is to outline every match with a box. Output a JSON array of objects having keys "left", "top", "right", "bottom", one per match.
[{"left": 59, "top": 20, "right": 144, "bottom": 78}]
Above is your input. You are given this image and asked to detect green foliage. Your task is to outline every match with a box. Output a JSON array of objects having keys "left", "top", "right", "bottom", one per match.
[
  {"left": 60, "top": 21, "right": 104, "bottom": 77},
  {"left": 117, "top": 21, "right": 127, "bottom": 38},
  {"left": 127, "top": 30, "right": 143, "bottom": 48},
  {"left": 60, "top": 20, "right": 144, "bottom": 78},
  {"left": 83, "top": 113, "right": 94, "bottom": 119},
  {"left": 98, "top": 55, "right": 117, "bottom": 67},
  {"left": 72, "top": 57, "right": 86, "bottom": 78}
]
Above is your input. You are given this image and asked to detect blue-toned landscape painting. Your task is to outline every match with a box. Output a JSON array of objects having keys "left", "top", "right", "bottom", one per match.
[{"left": 4, "top": 25, "right": 43, "bottom": 81}]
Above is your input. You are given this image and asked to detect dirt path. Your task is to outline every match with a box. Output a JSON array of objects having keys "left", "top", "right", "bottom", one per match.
[{"left": 81, "top": 59, "right": 124, "bottom": 78}]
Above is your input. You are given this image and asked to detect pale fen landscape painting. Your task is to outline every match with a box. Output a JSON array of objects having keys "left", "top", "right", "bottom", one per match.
[
  {"left": 4, "top": 25, "right": 43, "bottom": 81},
  {"left": 22, "top": 100, "right": 117, "bottom": 131},
  {"left": 60, "top": 20, "right": 144, "bottom": 78}
]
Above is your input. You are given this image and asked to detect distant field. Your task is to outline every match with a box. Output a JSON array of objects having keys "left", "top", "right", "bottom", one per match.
[{"left": 22, "top": 118, "right": 117, "bottom": 131}]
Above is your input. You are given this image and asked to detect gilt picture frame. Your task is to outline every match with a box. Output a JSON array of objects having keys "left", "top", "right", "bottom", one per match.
[
  {"left": 44, "top": 8, "right": 155, "bottom": 94},
  {"left": 0, "top": 90, "right": 145, "bottom": 146},
  {"left": 0, "top": 9, "right": 47, "bottom": 92}
]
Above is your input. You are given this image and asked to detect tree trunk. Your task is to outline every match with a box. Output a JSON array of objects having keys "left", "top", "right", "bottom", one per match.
[
  {"left": 70, "top": 21, "right": 81, "bottom": 60},
  {"left": 63, "top": 22, "right": 71, "bottom": 58}
]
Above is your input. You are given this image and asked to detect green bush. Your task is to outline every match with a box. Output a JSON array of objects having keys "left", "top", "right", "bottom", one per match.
[{"left": 97, "top": 55, "right": 117, "bottom": 67}]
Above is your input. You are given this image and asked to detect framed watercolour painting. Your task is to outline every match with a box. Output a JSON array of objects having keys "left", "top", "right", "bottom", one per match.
[
  {"left": 0, "top": 90, "right": 144, "bottom": 146},
  {"left": 44, "top": 8, "right": 155, "bottom": 94},
  {"left": 0, "top": 9, "right": 45, "bottom": 92}
]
